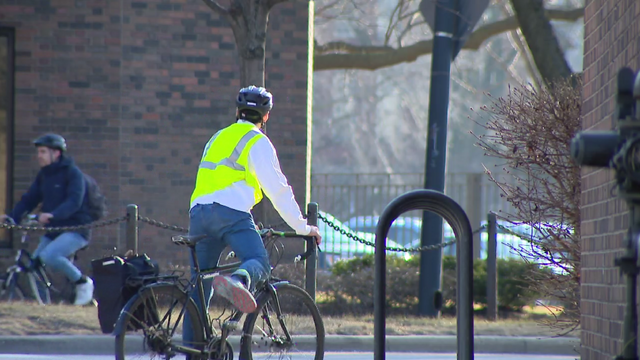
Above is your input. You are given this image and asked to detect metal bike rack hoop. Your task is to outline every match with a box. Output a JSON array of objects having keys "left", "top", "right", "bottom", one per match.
[{"left": 374, "top": 189, "right": 474, "bottom": 360}]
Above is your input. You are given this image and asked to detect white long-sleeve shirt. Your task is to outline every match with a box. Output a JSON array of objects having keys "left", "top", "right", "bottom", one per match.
[{"left": 190, "top": 121, "right": 312, "bottom": 235}]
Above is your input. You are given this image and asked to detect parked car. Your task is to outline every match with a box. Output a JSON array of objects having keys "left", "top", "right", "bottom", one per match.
[
  {"left": 346, "top": 215, "right": 457, "bottom": 256},
  {"left": 346, "top": 215, "right": 422, "bottom": 246},
  {"left": 347, "top": 215, "right": 566, "bottom": 258},
  {"left": 318, "top": 211, "right": 409, "bottom": 269}
]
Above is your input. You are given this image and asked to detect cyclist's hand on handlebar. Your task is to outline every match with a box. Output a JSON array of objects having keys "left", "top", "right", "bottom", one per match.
[
  {"left": 38, "top": 213, "right": 54, "bottom": 224},
  {"left": 308, "top": 226, "right": 322, "bottom": 246},
  {"left": 258, "top": 228, "right": 272, "bottom": 237}
]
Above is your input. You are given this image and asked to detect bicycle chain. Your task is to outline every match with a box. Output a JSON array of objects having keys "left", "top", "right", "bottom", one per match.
[{"left": 0, "top": 215, "right": 129, "bottom": 232}]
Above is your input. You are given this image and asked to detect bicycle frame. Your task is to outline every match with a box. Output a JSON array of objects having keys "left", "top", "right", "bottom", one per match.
[
  {"left": 191, "top": 230, "right": 318, "bottom": 343},
  {"left": 113, "top": 230, "right": 318, "bottom": 358}
]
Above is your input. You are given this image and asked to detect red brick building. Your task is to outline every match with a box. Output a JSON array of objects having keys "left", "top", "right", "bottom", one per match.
[
  {"left": 581, "top": 0, "right": 640, "bottom": 358},
  {"left": 0, "top": 1, "right": 313, "bottom": 270}
]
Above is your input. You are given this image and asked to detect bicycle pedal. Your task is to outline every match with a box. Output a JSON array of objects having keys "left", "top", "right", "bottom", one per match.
[{"left": 222, "top": 320, "right": 239, "bottom": 331}]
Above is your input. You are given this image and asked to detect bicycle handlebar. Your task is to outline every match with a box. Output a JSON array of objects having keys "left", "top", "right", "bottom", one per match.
[
  {"left": 3, "top": 214, "right": 38, "bottom": 225},
  {"left": 259, "top": 228, "right": 320, "bottom": 262}
]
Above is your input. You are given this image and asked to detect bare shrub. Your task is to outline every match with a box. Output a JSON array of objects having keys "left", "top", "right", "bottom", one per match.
[{"left": 471, "top": 76, "right": 582, "bottom": 334}]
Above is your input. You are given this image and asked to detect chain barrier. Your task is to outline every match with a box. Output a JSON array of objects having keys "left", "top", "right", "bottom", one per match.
[
  {"left": 0, "top": 208, "right": 503, "bottom": 248},
  {"left": 495, "top": 223, "right": 540, "bottom": 242},
  {"left": 137, "top": 216, "right": 188, "bottom": 233},
  {"left": 0, "top": 215, "right": 129, "bottom": 232},
  {"left": 0, "top": 214, "right": 189, "bottom": 233},
  {"left": 317, "top": 213, "right": 485, "bottom": 253}
]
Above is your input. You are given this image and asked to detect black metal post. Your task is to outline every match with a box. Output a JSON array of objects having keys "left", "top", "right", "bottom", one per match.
[
  {"left": 614, "top": 204, "right": 640, "bottom": 360},
  {"left": 305, "top": 202, "right": 318, "bottom": 301},
  {"left": 375, "top": 189, "right": 473, "bottom": 360},
  {"left": 419, "top": 0, "right": 457, "bottom": 317},
  {"left": 126, "top": 204, "right": 139, "bottom": 255},
  {"left": 486, "top": 212, "right": 498, "bottom": 321}
]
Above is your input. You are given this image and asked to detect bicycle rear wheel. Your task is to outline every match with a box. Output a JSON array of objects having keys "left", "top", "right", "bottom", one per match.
[
  {"left": 114, "top": 283, "right": 206, "bottom": 360},
  {"left": 241, "top": 282, "right": 325, "bottom": 360},
  {"left": 0, "top": 271, "right": 26, "bottom": 302}
]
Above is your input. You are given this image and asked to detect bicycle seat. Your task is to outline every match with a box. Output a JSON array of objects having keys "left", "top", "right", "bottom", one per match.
[{"left": 171, "top": 234, "right": 207, "bottom": 247}]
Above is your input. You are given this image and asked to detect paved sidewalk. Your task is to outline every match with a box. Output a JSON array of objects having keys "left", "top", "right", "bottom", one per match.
[{"left": 0, "top": 334, "right": 580, "bottom": 356}]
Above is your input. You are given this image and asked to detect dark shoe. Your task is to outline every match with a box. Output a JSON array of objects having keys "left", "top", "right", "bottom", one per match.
[{"left": 212, "top": 274, "right": 257, "bottom": 313}]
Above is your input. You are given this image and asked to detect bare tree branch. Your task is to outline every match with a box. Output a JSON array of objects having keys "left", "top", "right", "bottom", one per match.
[
  {"left": 384, "top": 0, "right": 406, "bottom": 46},
  {"left": 397, "top": 18, "right": 424, "bottom": 46},
  {"left": 499, "top": 1, "right": 543, "bottom": 88},
  {"left": 201, "top": 0, "right": 230, "bottom": 18},
  {"left": 315, "top": 0, "right": 343, "bottom": 17},
  {"left": 470, "top": 77, "right": 583, "bottom": 332},
  {"left": 316, "top": 41, "right": 395, "bottom": 54},
  {"left": 314, "top": 7, "right": 583, "bottom": 71},
  {"left": 268, "top": 0, "right": 290, "bottom": 8},
  {"left": 511, "top": 0, "right": 574, "bottom": 84}
]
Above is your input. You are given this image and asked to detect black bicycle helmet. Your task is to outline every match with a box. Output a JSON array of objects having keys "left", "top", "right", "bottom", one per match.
[
  {"left": 236, "top": 86, "right": 273, "bottom": 117},
  {"left": 33, "top": 133, "right": 67, "bottom": 153}
]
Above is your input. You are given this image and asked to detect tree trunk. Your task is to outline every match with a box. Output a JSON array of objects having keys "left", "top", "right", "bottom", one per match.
[
  {"left": 201, "top": 0, "right": 285, "bottom": 226},
  {"left": 239, "top": 57, "right": 265, "bottom": 87},
  {"left": 228, "top": 0, "right": 270, "bottom": 86},
  {"left": 228, "top": 0, "right": 284, "bottom": 227},
  {"left": 509, "top": 0, "right": 574, "bottom": 86}
]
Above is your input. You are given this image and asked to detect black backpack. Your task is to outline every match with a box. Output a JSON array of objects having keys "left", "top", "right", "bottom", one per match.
[{"left": 84, "top": 173, "right": 107, "bottom": 222}]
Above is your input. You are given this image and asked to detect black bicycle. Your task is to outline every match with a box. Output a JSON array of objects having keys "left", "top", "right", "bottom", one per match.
[
  {"left": 0, "top": 215, "right": 93, "bottom": 305},
  {"left": 112, "top": 228, "right": 325, "bottom": 360}
]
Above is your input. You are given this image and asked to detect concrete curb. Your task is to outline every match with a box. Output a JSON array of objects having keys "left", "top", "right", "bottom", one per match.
[{"left": 0, "top": 334, "right": 580, "bottom": 356}]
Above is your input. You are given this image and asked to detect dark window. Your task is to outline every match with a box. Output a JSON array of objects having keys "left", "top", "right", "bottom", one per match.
[{"left": 0, "top": 28, "right": 15, "bottom": 249}]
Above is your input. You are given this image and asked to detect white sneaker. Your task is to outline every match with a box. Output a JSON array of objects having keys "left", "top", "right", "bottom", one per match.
[{"left": 74, "top": 277, "right": 94, "bottom": 306}]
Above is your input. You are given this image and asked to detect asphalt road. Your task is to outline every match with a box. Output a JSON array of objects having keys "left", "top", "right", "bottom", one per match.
[{"left": 0, "top": 353, "right": 579, "bottom": 360}]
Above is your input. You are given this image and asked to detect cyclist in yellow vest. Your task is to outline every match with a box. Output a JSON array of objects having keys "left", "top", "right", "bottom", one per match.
[{"left": 183, "top": 86, "right": 321, "bottom": 344}]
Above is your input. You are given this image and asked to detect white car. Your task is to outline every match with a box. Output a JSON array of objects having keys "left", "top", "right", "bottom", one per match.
[{"left": 318, "top": 211, "right": 410, "bottom": 268}]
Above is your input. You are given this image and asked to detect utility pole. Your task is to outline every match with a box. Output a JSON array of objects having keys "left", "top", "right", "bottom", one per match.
[
  {"left": 418, "top": 0, "right": 457, "bottom": 317},
  {"left": 417, "top": 0, "right": 490, "bottom": 317}
]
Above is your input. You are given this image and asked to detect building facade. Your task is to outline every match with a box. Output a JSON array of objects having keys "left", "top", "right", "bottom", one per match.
[
  {"left": 0, "top": 0, "right": 313, "bottom": 270},
  {"left": 581, "top": 0, "right": 640, "bottom": 358}
]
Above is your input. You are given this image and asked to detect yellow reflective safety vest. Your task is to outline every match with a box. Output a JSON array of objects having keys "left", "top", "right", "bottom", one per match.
[{"left": 190, "top": 123, "right": 266, "bottom": 208}]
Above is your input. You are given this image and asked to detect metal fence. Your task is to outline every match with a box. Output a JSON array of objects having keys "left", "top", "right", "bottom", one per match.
[{"left": 310, "top": 172, "right": 520, "bottom": 265}]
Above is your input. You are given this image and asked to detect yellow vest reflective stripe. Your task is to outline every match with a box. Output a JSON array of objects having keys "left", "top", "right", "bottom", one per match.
[{"left": 190, "top": 123, "right": 265, "bottom": 207}]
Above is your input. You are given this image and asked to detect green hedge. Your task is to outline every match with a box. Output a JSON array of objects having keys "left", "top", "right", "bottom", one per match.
[{"left": 273, "top": 254, "right": 552, "bottom": 316}]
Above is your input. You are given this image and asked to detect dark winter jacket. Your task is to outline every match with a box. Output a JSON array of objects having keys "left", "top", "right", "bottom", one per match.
[{"left": 9, "top": 156, "right": 93, "bottom": 240}]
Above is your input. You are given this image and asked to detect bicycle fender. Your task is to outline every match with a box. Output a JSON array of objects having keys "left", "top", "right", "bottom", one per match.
[
  {"left": 240, "top": 280, "right": 290, "bottom": 332},
  {"left": 112, "top": 282, "right": 180, "bottom": 336}
]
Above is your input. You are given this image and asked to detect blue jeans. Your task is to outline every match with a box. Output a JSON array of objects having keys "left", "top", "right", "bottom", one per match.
[
  {"left": 183, "top": 203, "right": 271, "bottom": 346},
  {"left": 32, "top": 232, "right": 88, "bottom": 282}
]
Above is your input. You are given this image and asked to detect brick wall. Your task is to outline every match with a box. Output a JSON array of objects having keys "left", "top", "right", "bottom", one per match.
[
  {"left": 0, "top": 1, "right": 311, "bottom": 271},
  {"left": 581, "top": 0, "right": 640, "bottom": 358}
]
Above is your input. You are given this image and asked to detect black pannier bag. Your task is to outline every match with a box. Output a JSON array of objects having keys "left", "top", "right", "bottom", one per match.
[{"left": 91, "top": 254, "right": 160, "bottom": 334}]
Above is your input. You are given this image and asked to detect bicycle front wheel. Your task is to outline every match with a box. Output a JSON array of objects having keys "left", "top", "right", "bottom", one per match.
[
  {"left": 241, "top": 282, "right": 325, "bottom": 360},
  {"left": 0, "top": 271, "right": 26, "bottom": 302},
  {"left": 26, "top": 271, "right": 51, "bottom": 305}
]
